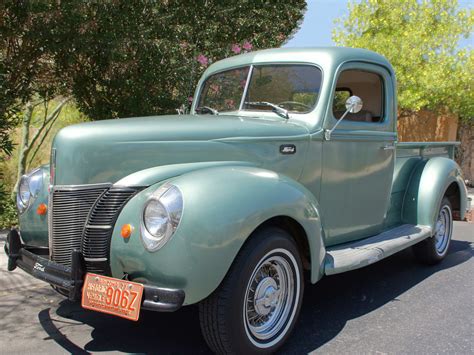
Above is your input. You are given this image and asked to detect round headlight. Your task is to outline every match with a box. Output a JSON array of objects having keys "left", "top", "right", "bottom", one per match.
[
  {"left": 19, "top": 176, "right": 31, "bottom": 205},
  {"left": 141, "top": 184, "right": 183, "bottom": 251},
  {"left": 16, "top": 168, "right": 44, "bottom": 214},
  {"left": 144, "top": 200, "right": 170, "bottom": 237},
  {"left": 17, "top": 176, "right": 30, "bottom": 213},
  {"left": 28, "top": 168, "right": 43, "bottom": 198}
]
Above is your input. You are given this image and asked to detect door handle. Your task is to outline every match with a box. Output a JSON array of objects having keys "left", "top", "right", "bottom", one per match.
[{"left": 381, "top": 144, "right": 396, "bottom": 150}]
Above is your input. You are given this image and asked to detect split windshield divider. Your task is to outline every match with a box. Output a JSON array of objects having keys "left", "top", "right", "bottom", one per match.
[{"left": 238, "top": 65, "right": 254, "bottom": 111}]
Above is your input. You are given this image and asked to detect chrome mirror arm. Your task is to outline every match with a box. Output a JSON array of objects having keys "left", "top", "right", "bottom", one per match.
[
  {"left": 325, "top": 95, "right": 363, "bottom": 141},
  {"left": 325, "top": 108, "right": 351, "bottom": 141}
]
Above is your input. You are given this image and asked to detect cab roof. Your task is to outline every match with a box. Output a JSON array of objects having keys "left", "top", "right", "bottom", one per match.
[{"left": 203, "top": 47, "right": 394, "bottom": 77}]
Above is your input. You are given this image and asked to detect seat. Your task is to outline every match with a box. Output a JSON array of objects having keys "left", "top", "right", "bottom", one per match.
[{"left": 334, "top": 110, "right": 373, "bottom": 122}]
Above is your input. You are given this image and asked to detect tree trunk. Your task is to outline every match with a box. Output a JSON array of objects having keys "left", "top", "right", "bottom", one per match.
[
  {"left": 12, "top": 102, "right": 34, "bottom": 198},
  {"left": 11, "top": 98, "right": 68, "bottom": 199}
]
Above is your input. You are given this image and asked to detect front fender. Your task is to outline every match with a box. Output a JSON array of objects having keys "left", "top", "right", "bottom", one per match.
[
  {"left": 110, "top": 166, "right": 324, "bottom": 305},
  {"left": 402, "top": 157, "right": 467, "bottom": 228},
  {"left": 115, "top": 160, "right": 256, "bottom": 187}
]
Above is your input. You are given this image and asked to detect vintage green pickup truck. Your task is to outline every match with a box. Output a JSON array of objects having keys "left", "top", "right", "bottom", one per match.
[{"left": 5, "top": 47, "right": 468, "bottom": 354}]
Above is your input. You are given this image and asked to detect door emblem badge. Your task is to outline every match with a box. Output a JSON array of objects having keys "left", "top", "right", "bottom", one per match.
[{"left": 280, "top": 144, "right": 296, "bottom": 155}]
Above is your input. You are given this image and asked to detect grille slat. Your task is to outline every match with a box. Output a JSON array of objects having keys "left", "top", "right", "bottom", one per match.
[
  {"left": 83, "top": 188, "right": 137, "bottom": 274},
  {"left": 50, "top": 187, "right": 107, "bottom": 268},
  {"left": 50, "top": 185, "right": 138, "bottom": 275}
]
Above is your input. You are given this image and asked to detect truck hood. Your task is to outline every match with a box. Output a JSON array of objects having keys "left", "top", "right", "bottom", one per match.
[{"left": 52, "top": 114, "right": 309, "bottom": 185}]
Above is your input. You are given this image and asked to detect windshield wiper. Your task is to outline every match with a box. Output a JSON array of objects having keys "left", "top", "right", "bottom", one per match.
[
  {"left": 195, "top": 106, "right": 219, "bottom": 115},
  {"left": 245, "top": 101, "right": 289, "bottom": 120}
]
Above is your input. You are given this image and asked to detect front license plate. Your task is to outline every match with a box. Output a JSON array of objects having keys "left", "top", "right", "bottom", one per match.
[{"left": 81, "top": 273, "right": 144, "bottom": 321}]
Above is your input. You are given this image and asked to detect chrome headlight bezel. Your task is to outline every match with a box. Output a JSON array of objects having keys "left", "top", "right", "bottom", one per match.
[
  {"left": 16, "top": 168, "right": 43, "bottom": 214},
  {"left": 141, "top": 184, "right": 183, "bottom": 252},
  {"left": 17, "top": 176, "right": 30, "bottom": 213}
]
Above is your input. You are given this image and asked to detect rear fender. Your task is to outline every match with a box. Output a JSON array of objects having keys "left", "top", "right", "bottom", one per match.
[{"left": 402, "top": 157, "right": 467, "bottom": 228}]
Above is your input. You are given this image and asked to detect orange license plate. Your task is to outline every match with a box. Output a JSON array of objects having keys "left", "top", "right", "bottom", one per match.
[{"left": 81, "top": 273, "right": 144, "bottom": 321}]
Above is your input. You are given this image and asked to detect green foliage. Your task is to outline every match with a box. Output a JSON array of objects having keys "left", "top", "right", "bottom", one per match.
[
  {"left": 1, "top": 1, "right": 306, "bottom": 156},
  {"left": 333, "top": 0, "right": 473, "bottom": 122},
  {"left": 0, "top": 101, "right": 88, "bottom": 191},
  {"left": 333, "top": 90, "right": 351, "bottom": 113},
  {"left": 50, "top": 1, "right": 307, "bottom": 120},
  {"left": 0, "top": 1, "right": 67, "bottom": 158},
  {"left": 0, "top": 181, "right": 17, "bottom": 229},
  {"left": 293, "top": 93, "right": 317, "bottom": 107}
]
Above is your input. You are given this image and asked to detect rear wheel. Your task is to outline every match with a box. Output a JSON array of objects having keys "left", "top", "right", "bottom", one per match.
[
  {"left": 199, "top": 227, "right": 303, "bottom": 354},
  {"left": 413, "top": 197, "right": 453, "bottom": 265}
]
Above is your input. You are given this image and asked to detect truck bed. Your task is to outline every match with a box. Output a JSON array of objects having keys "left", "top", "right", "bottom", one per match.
[{"left": 396, "top": 141, "right": 460, "bottom": 159}]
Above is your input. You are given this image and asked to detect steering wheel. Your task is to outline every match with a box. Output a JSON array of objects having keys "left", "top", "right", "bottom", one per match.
[
  {"left": 277, "top": 101, "right": 312, "bottom": 111},
  {"left": 195, "top": 106, "right": 218, "bottom": 115}
]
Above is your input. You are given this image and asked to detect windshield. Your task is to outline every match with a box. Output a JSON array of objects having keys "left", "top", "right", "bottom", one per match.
[
  {"left": 197, "top": 66, "right": 250, "bottom": 112},
  {"left": 197, "top": 64, "right": 322, "bottom": 115}
]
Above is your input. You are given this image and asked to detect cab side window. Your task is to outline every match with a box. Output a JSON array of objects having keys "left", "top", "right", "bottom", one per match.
[{"left": 333, "top": 70, "right": 384, "bottom": 123}]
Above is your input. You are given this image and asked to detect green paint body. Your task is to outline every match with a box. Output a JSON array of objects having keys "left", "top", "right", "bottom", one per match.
[{"left": 18, "top": 48, "right": 467, "bottom": 305}]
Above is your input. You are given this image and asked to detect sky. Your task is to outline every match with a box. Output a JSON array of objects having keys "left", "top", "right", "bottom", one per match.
[{"left": 285, "top": 0, "right": 473, "bottom": 48}]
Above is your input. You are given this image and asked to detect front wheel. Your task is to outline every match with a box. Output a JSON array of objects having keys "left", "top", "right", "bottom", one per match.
[
  {"left": 413, "top": 197, "right": 453, "bottom": 265},
  {"left": 199, "top": 227, "right": 303, "bottom": 354}
]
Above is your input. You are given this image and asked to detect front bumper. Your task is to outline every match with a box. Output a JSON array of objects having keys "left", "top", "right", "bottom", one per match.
[{"left": 5, "top": 229, "right": 185, "bottom": 312}]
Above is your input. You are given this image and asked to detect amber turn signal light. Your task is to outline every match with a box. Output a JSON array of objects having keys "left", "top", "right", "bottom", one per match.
[
  {"left": 121, "top": 224, "right": 134, "bottom": 239},
  {"left": 36, "top": 203, "right": 47, "bottom": 215}
]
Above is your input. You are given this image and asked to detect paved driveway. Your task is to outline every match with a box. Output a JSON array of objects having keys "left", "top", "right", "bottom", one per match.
[{"left": 0, "top": 221, "right": 472, "bottom": 354}]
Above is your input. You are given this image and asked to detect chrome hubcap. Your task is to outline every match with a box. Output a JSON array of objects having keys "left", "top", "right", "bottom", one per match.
[
  {"left": 434, "top": 206, "right": 451, "bottom": 255},
  {"left": 254, "top": 277, "right": 280, "bottom": 316},
  {"left": 244, "top": 251, "right": 298, "bottom": 346}
]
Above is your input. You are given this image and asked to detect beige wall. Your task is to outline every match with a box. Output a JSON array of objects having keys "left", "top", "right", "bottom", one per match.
[
  {"left": 397, "top": 110, "right": 473, "bottom": 184},
  {"left": 397, "top": 110, "right": 458, "bottom": 142}
]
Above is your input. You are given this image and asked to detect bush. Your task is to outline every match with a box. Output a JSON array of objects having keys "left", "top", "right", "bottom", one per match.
[
  {"left": 0, "top": 183, "right": 17, "bottom": 229},
  {"left": 0, "top": 101, "right": 87, "bottom": 227}
]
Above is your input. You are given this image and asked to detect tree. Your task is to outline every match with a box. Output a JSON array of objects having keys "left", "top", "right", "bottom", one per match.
[
  {"left": 1, "top": 0, "right": 306, "bottom": 159},
  {"left": 1, "top": 2, "right": 71, "bottom": 196},
  {"left": 1, "top": 1, "right": 307, "bottom": 217},
  {"left": 0, "top": 2, "right": 69, "bottom": 157},
  {"left": 52, "top": 1, "right": 307, "bottom": 120},
  {"left": 332, "top": 0, "right": 473, "bottom": 122}
]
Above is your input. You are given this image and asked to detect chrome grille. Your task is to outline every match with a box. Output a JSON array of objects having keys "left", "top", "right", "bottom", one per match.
[
  {"left": 83, "top": 188, "right": 138, "bottom": 274},
  {"left": 50, "top": 186, "right": 108, "bottom": 267}
]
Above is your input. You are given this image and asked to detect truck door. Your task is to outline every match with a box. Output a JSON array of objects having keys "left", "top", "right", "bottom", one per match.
[{"left": 320, "top": 62, "right": 396, "bottom": 246}]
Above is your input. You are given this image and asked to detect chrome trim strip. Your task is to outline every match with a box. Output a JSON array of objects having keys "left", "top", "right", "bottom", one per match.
[
  {"left": 48, "top": 190, "right": 53, "bottom": 259},
  {"left": 85, "top": 225, "right": 112, "bottom": 230},
  {"left": 51, "top": 183, "right": 112, "bottom": 191},
  {"left": 83, "top": 257, "right": 108, "bottom": 262}
]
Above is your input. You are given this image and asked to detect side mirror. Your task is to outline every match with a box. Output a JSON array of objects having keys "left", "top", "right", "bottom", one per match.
[
  {"left": 345, "top": 95, "right": 363, "bottom": 114},
  {"left": 325, "top": 95, "right": 363, "bottom": 141}
]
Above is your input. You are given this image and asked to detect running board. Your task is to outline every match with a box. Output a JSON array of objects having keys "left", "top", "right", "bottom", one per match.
[{"left": 324, "top": 224, "right": 432, "bottom": 275}]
